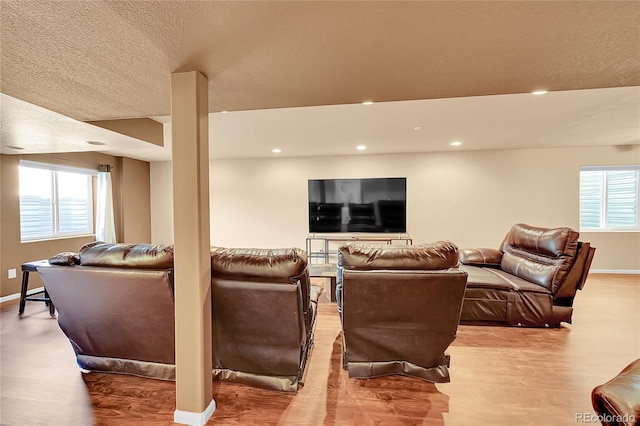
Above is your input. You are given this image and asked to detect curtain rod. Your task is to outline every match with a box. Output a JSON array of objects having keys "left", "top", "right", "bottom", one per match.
[{"left": 19, "top": 153, "right": 116, "bottom": 170}]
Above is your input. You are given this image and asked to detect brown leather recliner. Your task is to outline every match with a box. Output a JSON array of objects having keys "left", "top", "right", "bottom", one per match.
[
  {"left": 459, "top": 223, "right": 595, "bottom": 327},
  {"left": 336, "top": 241, "right": 468, "bottom": 383},
  {"left": 210, "top": 247, "right": 321, "bottom": 392},
  {"left": 592, "top": 359, "right": 640, "bottom": 426}
]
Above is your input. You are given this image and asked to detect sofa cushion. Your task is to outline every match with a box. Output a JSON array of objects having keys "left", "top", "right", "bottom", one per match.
[
  {"left": 79, "top": 242, "right": 174, "bottom": 269},
  {"left": 504, "top": 223, "right": 579, "bottom": 258},
  {"left": 210, "top": 247, "right": 307, "bottom": 281},
  {"left": 339, "top": 241, "right": 459, "bottom": 270},
  {"left": 500, "top": 250, "right": 565, "bottom": 291},
  {"left": 462, "top": 265, "right": 551, "bottom": 294}
]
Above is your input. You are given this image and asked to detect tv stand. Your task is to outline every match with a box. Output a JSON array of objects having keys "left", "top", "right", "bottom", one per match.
[{"left": 306, "top": 233, "right": 413, "bottom": 264}]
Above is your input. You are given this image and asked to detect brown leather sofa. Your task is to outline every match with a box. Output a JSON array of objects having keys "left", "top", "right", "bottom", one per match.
[
  {"left": 38, "top": 242, "right": 321, "bottom": 392},
  {"left": 336, "top": 241, "right": 468, "bottom": 383},
  {"left": 38, "top": 242, "right": 177, "bottom": 380},
  {"left": 592, "top": 359, "right": 640, "bottom": 426},
  {"left": 459, "top": 223, "right": 595, "bottom": 327}
]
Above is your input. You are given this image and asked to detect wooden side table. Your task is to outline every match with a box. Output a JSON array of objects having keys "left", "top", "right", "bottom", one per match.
[{"left": 19, "top": 260, "right": 55, "bottom": 317}]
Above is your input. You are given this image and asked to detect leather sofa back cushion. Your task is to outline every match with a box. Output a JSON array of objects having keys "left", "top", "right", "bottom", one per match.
[
  {"left": 210, "top": 247, "right": 307, "bottom": 281},
  {"left": 501, "top": 250, "right": 567, "bottom": 291},
  {"left": 504, "top": 223, "right": 579, "bottom": 258},
  {"left": 79, "top": 242, "right": 174, "bottom": 269},
  {"left": 339, "top": 241, "right": 459, "bottom": 270},
  {"left": 501, "top": 224, "right": 580, "bottom": 292}
]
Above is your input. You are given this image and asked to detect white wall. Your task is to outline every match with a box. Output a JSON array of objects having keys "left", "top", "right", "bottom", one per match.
[{"left": 151, "top": 144, "right": 640, "bottom": 271}]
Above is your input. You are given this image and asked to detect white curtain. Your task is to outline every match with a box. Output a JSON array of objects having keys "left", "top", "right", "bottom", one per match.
[{"left": 96, "top": 170, "right": 116, "bottom": 243}]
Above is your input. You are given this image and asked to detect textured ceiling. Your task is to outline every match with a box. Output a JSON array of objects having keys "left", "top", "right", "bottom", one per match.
[
  {"left": 0, "top": 1, "right": 639, "bottom": 160},
  {"left": 2, "top": 1, "right": 639, "bottom": 121}
]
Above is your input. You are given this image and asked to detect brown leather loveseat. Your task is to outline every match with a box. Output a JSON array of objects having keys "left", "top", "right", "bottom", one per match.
[
  {"left": 336, "top": 241, "right": 468, "bottom": 383},
  {"left": 38, "top": 242, "right": 321, "bottom": 392},
  {"left": 459, "top": 223, "right": 595, "bottom": 327}
]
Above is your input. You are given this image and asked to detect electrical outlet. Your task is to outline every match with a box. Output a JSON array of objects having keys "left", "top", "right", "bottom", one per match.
[{"left": 8, "top": 269, "right": 17, "bottom": 279}]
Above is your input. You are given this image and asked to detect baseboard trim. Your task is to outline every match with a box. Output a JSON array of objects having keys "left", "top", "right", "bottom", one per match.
[
  {"left": 591, "top": 269, "right": 640, "bottom": 275},
  {"left": 0, "top": 287, "right": 44, "bottom": 304},
  {"left": 174, "top": 399, "right": 216, "bottom": 425}
]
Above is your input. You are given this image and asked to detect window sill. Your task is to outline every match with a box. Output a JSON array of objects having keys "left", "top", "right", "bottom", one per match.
[
  {"left": 580, "top": 229, "right": 640, "bottom": 233},
  {"left": 21, "top": 234, "right": 96, "bottom": 244}
]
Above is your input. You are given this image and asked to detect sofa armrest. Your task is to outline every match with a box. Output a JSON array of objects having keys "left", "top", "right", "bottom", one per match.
[
  {"left": 459, "top": 248, "right": 503, "bottom": 267},
  {"left": 48, "top": 252, "right": 80, "bottom": 266},
  {"left": 592, "top": 359, "right": 640, "bottom": 426},
  {"left": 310, "top": 284, "right": 323, "bottom": 304}
]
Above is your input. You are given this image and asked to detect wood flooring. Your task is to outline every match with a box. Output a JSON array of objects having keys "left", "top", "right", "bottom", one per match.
[{"left": 1, "top": 274, "right": 638, "bottom": 425}]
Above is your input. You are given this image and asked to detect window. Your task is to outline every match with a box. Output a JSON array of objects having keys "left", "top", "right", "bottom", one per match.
[
  {"left": 19, "top": 161, "right": 95, "bottom": 241},
  {"left": 579, "top": 165, "right": 640, "bottom": 231}
]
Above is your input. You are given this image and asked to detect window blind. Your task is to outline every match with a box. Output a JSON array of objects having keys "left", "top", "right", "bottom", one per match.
[{"left": 579, "top": 166, "right": 639, "bottom": 231}]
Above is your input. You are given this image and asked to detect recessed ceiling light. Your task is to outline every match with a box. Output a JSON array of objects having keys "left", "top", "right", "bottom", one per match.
[
  {"left": 356, "top": 145, "right": 367, "bottom": 151},
  {"left": 362, "top": 101, "right": 374, "bottom": 106},
  {"left": 450, "top": 141, "right": 463, "bottom": 147},
  {"left": 272, "top": 148, "right": 282, "bottom": 153},
  {"left": 221, "top": 110, "right": 229, "bottom": 114},
  {"left": 87, "top": 141, "right": 106, "bottom": 146},
  {"left": 532, "top": 90, "right": 548, "bottom": 95},
  {"left": 414, "top": 126, "right": 422, "bottom": 131},
  {"left": 4, "top": 145, "right": 24, "bottom": 150}
]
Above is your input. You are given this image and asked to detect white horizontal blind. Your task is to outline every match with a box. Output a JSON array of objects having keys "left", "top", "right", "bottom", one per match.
[
  {"left": 19, "top": 161, "right": 95, "bottom": 241},
  {"left": 580, "top": 166, "right": 640, "bottom": 231},
  {"left": 606, "top": 170, "right": 638, "bottom": 228},
  {"left": 19, "top": 167, "right": 54, "bottom": 240},
  {"left": 579, "top": 170, "right": 603, "bottom": 229},
  {"left": 56, "top": 171, "right": 93, "bottom": 234}
]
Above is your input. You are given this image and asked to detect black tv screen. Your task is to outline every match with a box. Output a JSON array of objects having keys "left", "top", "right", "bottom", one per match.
[{"left": 308, "top": 178, "right": 406, "bottom": 233}]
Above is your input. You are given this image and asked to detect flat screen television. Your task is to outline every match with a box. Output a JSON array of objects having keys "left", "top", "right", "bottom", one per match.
[{"left": 308, "top": 177, "right": 406, "bottom": 233}]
